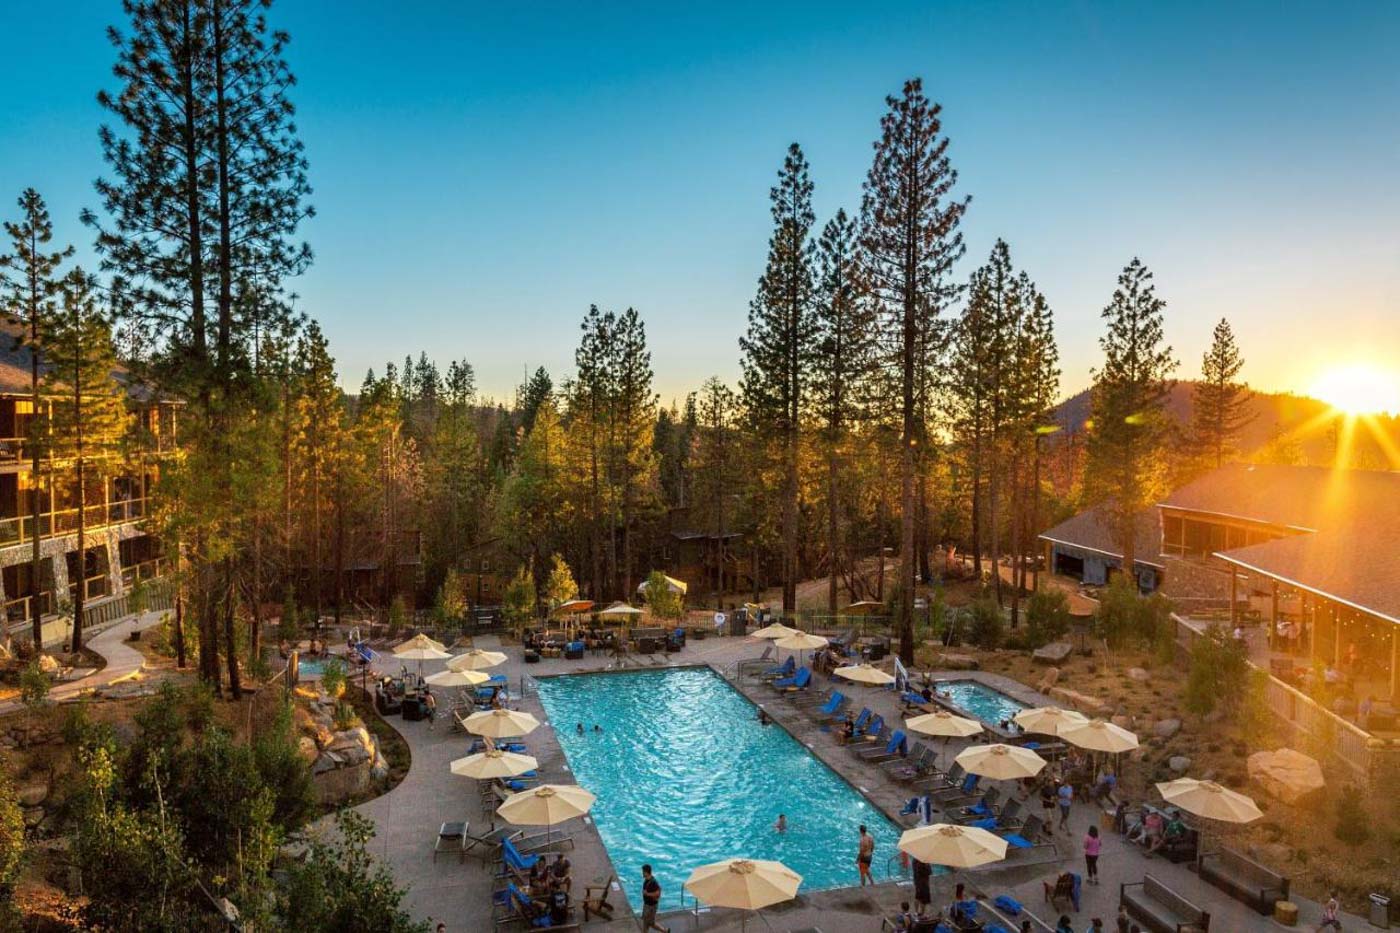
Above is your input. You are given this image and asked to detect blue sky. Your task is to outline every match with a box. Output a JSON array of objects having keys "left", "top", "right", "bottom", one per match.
[{"left": 4, "top": 1, "right": 1398, "bottom": 404}]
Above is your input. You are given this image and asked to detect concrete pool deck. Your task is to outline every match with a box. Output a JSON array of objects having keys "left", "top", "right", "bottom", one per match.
[{"left": 333, "top": 633, "right": 1364, "bottom": 931}]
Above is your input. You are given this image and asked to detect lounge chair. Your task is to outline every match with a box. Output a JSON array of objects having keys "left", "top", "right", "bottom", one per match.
[
  {"left": 971, "top": 798, "right": 1025, "bottom": 832},
  {"left": 913, "top": 761, "right": 965, "bottom": 791},
  {"left": 885, "top": 745, "right": 937, "bottom": 783},
  {"left": 1000, "top": 813, "right": 1047, "bottom": 849},
  {"left": 797, "top": 690, "right": 843, "bottom": 714},
  {"left": 810, "top": 694, "right": 849, "bottom": 722},
  {"left": 929, "top": 772, "right": 981, "bottom": 804},
  {"left": 953, "top": 786, "right": 1001, "bottom": 820},
  {"left": 882, "top": 741, "right": 928, "bottom": 772},
  {"left": 496, "top": 837, "right": 542, "bottom": 877},
  {"left": 493, "top": 882, "right": 581, "bottom": 931},
  {"left": 582, "top": 875, "right": 617, "bottom": 922},
  {"left": 833, "top": 707, "right": 871, "bottom": 737},
  {"left": 762, "top": 656, "right": 796, "bottom": 681},
  {"left": 434, "top": 821, "right": 468, "bottom": 862},
  {"left": 771, "top": 667, "right": 811, "bottom": 692},
  {"left": 848, "top": 721, "right": 889, "bottom": 754},
  {"left": 858, "top": 729, "right": 908, "bottom": 764},
  {"left": 464, "top": 825, "right": 519, "bottom": 865}
]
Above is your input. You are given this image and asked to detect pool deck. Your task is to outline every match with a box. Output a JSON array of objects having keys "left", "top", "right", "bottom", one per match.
[{"left": 331, "top": 633, "right": 1365, "bottom": 932}]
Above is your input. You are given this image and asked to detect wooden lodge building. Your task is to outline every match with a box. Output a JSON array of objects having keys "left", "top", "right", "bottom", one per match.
[{"left": 0, "top": 321, "right": 175, "bottom": 649}]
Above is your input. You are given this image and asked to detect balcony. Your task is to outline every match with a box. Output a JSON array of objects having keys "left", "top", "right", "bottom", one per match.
[{"left": 0, "top": 498, "right": 149, "bottom": 547}]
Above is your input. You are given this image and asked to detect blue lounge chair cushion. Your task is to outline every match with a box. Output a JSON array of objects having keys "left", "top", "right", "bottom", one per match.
[
  {"left": 1001, "top": 833, "right": 1032, "bottom": 848},
  {"left": 993, "top": 894, "right": 1022, "bottom": 915},
  {"left": 987, "top": 926, "right": 1012, "bottom": 933},
  {"left": 969, "top": 816, "right": 997, "bottom": 830},
  {"left": 957, "top": 900, "right": 977, "bottom": 918}
]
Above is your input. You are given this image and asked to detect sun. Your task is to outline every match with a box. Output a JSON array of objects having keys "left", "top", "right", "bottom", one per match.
[{"left": 1310, "top": 364, "right": 1400, "bottom": 416}]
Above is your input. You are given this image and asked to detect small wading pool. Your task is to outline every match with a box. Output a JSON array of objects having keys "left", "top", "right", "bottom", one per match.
[
  {"left": 536, "top": 667, "right": 904, "bottom": 910},
  {"left": 934, "top": 679, "right": 1029, "bottom": 727}
]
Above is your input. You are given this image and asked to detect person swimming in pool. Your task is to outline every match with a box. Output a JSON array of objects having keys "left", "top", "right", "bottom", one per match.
[
  {"left": 593, "top": 724, "right": 603, "bottom": 733},
  {"left": 774, "top": 813, "right": 787, "bottom": 832},
  {"left": 757, "top": 709, "right": 770, "bottom": 725},
  {"left": 576, "top": 723, "right": 584, "bottom": 735}
]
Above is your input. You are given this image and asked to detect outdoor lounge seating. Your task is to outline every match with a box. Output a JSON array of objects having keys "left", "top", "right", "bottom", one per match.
[
  {"left": 999, "top": 813, "right": 1047, "bottom": 849},
  {"left": 434, "top": 820, "right": 468, "bottom": 862},
  {"left": 762, "top": 656, "right": 796, "bottom": 680},
  {"left": 857, "top": 729, "right": 907, "bottom": 763},
  {"left": 848, "top": 720, "right": 889, "bottom": 752},
  {"left": 882, "top": 743, "right": 930, "bottom": 778},
  {"left": 1197, "top": 846, "right": 1288, "bottom": 915},
  {"left": 929, "top": 772, "right": 980, "bottom": 803},
  {"left": 772, "top": 667, "right": 812, "bottom": 692},
  {"left": 912, "top": 761, "right": 964, "bottom": 790},
  {"left": 953, "top": 786, "right": 1001, "bottom": 820},
  {"left": 1119, "top": 874, "right": 1210, "bottom": 933},
  {"left": 493, "top": 882, "right": 581, "bottom": 931},
  {"left": 464, "top": 825, "right": 519, "bottom": 865},
  {"left": 581, "top": 876, "right": 616, "bottom": 922}
]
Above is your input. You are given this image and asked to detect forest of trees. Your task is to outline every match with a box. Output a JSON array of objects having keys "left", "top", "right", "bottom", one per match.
[{"left": 0, "top": 1, "right": 1267, "bottom": 694}]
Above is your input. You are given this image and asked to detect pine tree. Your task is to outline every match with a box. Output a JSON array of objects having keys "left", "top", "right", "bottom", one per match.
[
  {"left": 739, "top": 143, "right": 817, "bottom": 616},
  {"left": 609, "top": 309, "right": 656, "bottom": 598},
  {"left": 46, "top": 270, "right": 130, "bottom": 654},
  {"left": 519, "top": 367, "right": 553, "bottom": 434},
  {"left": 1085, "top": 258, "right": 1177, "bottom": 583},
  {"left": 695, "top": 377, "right": 740, "bottom": 605},
  {"left": 860, "top": 79, "right": 969, "bottom": 662},
  {"left": 1191, "top": 318, "right": 1250, "bottom": 468},
  {"left": 1, "top": 189, "right": 73, "bottom": 651},
  {"left": 572, "top": 306, "right": 613, "bottom": 600},
  {"left": 295, "top": 322, "right": 340, "bottom": 620},
  {"left": 811, "top": 208, "right": 875, "bottom": 611}
]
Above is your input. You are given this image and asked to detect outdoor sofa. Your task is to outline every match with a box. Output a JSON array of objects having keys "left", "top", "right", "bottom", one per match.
[
  {"left": 1120, "top": 874, "right": 1210, "bottom": 932},
  {"left": 1197, "top": 846, "right": 1288, "bottom": 915}
]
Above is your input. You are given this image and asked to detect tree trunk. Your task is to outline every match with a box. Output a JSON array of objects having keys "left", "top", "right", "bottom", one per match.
[
  {"left": 1031, "top": 433, "right": 1042, "bottom": 593},
  {"left": 989, "top": 439, "right": 1003, "bottom": 607},
  {"left": 1009, "top": 454, "right": 1022, "bottom": 628},
  {"left": 826, "top": 443, "right": 839, "bottom": 613},
  {"left": 72, "top": 453, "right": 86, "bottom": 655},
  {"left": 970, "top": 425, "right": 983, "bottom": 583}
]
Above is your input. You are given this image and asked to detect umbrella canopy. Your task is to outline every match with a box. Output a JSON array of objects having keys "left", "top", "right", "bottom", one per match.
[
  {"left": 684, "top": 858, "right": 802, "bottom": 911},
  {"left": 449, "top": 748, "right": 538, "bottom": 780},
  {"left": 463, "top": 707, "right": 540, "bottom": 738},
  {"left": 906, "top": 710, "right": 984, "bottom": 739},
  {"left": 447, "top": 648, "right": 508, "bottom": 671},
  {"left": 553, "top": 599, "right": 595, "bottom": 616},
  {"left": 749, "top": 622, "right": 799, "bottom": 640},
  {"left": 833, "top": 663, "right": 896, "bottom": 686},
  {"left": 843, "top": 600, "right": 885, "bottom": 615},
  {"left": 497, "top": 783, "right": 596, "bottom": 828},
  {"left": 1060, "top": 718, "right": 1140, "bottom": 754},
  {"left": 956, "top": 743, "right": 1046, "bottom": 781},
  {"left": 425, "top": 668, "right": 490, "bottom": 688},
  {"left": 774, "top": 632, "right": 829, "bottom": 651},
  {"left": 599, "top": 601, "right": 643, "bottom": 617},
  {"left": 1155, "top": 778, "right": 1263, "bottom": 824},
  {"left": 898, "top": 823, "right": 1008, "bottom": 868},
  {"left": 637, "top": 574, "right": 688, "bottom": 596},
  {"left": 1013, "top": 706, "right": 1089, "bottom": 737},
  {"left": 393, "top": 633, "right": 451, "bottom": 661}
]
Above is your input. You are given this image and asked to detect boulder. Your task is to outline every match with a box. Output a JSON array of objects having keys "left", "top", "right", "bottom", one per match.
[
  {"left": 17, "top": 780, "right": 48, "bottom": 808},
  {"left": 1248, "top": 748, "right": 1325, "bottom": 804},
  {"left": 1169, "top": 755, "right": 1192, "bottom": 773},
  {"left": 37, "top": 654, "right": 60, "bottom": 674},
  {"left": 335, "top": 743, "right": 371, "bottom": 767},
  {"left": 1153, "top": 718, "right": 1182, "bottom": 739},
  {"left": 1033, "top": 642, "right": 1072, "bottom": 665},
  {"left": 1049, "top": 686, "right": 1112, "bottom": 716},
  {"left": 297, "top": 736, "right": 318, "bottom": 760},
  {"left": 1127, "top": 667, "right": 1151, "bottom": 682},
  {"left": 1036, "top": 667, "right": 1061, "bottom": 693},
  {"left": 312, "top": 751, "right": 342, "bottom": 775},
  {"left": 370, "top": 751, "right": 389, "bottom": 783},
  {"left": 938, "top": 653, "right": 980, "bottom": 671}
]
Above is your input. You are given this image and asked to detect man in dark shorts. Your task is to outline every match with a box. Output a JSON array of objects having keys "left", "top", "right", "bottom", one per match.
[
  {"left": 640, "top": 864, "right": 669, "bottom": 932},
  {"left": 857, "top": 824, "right": 875, "bottom": 885}
]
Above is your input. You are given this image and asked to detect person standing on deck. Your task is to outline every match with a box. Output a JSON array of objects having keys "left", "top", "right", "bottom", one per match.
[
  {"left": 856, "top": 824, "right": 875, "bottom": 885},
  {"left": 640, "top": 864, "right": 669, "bottom": 933}
]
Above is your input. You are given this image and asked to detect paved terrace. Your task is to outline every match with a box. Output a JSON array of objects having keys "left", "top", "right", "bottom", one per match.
[
  {"left": 332, "top": 632, "right": 1364, "bottom": 932},
  {"left": 0, "top": 610, "right": 166, "bottom": 717}
]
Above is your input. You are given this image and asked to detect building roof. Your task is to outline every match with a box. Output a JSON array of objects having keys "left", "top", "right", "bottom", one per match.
[
  {"left": 0, "top": 319, "right": 167, "bottom": 402},
  {"left": 1171, "top": 464, "right": 1400, "bottom": 624},
  {"left": 1038, "top": 505, "right": 1164, "bottom": 569}
]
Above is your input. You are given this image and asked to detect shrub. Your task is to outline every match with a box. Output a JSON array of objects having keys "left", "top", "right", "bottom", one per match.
[
  {"left": 1184, "top": 624, "right": 1250, "bottom": 717},
  {"left": 543, "top": 553, "right": 578, "bottom": 611},
  {"left": 320, "top": 657, "right": 347, "bottom": 702},
  {"left": 253, "top": 699, "right": 316, "bottom": 832},
  {"left": 1025, "top": 589, "right": 1072, "bottom": 648},
  {"left": 502, "top": 564, "right": 535, "bottom": 636},
  {"left": 0, "top": 768, "right": 24, "bottom": 894},
  {"left": 434, "top": 568, "right": 470, "bottom": 630},
  {"left": 279, "top": 589, "right": 301, "bottom": 644},
  {"left": 643, "top": 570, "right": 683, "bottom": 621},
  {"left": 387, "top": 595, "right": 408, "bottom": 636},
  {"left": 1334, "top": 784, "right": 1370, "bottom": 845},
  {"left": 19, "top": 659, "right": 50, "bottom": 719},
  {"left": 966, "top": 598, "right": 1004, "bottom": 649}
]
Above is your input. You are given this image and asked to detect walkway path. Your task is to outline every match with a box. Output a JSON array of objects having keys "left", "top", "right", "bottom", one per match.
[{"left": 0, "top": 610, "right": 166, "bottom": 717}]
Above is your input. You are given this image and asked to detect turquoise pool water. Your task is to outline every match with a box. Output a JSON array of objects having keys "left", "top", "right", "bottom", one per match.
[
  {"left": 935, "top": 679, "right": 1028, "bottom": 726},
  {"left": 536, "top": 667, "right": 903, "bottom": 909},
  {"left": 298, "top": 658, "right": 329, "bottom": 676}
]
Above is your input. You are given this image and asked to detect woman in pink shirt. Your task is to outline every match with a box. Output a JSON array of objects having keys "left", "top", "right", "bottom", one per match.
[{"left": 1083, "top": 824, "right": 1102, "bottom": 884}]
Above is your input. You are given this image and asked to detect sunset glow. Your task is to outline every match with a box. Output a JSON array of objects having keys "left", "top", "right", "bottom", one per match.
[{"left": 1309, "top": 364, "right": 1400, "bottom": 416}]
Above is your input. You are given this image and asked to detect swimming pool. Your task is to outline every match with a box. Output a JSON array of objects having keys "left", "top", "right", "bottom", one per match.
[
  {"left": 535, "top": 667, "right": 904, "bottom": 909},
  {"left": 934, "top": 679, "right": 1028, "bottom": 727}
]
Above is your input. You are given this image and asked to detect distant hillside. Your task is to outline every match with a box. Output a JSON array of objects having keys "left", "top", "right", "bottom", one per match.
[{"left": 1051, "top": 382, "right": 1400, "bottom": 467}]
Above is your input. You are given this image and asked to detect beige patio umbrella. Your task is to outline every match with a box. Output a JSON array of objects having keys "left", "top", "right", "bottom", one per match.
[
  {"left": 497, "top": 783, "right": 596, "bottom": 847},
  {"left": 1013, "top": 706, "right": 1089, "bottom": 737},
  {"left": 956, "top": 743, "right": 1047, "bottom": 781},
  {"left": 394, "top": 632, "right": 447, "bottom": 656},
  {"left": 447, "top": 648, "right": 508, "bottom": 672},
  {"left": 843, "top": 600, "right": 885, "bottom": 615},
  {"left": 599, "top": 601, "right": 643, "bottom": 618},
  {"left": 425, "top": 668, "right": 490, "bottom": 688},
  {"left": 833, "top": 663, "right": 896, "bottom": 686},
  {"left": 1060, "top": 718, "right": 1139, "bottom": 753},
  {"left": 449, "top": 747, "right": 538, "bottom": 780},
  {"left": 1156, "top": 778, "right": 1263, "bottom": 824},
  {"left": 464, "top": 707, "right": 540, "bottom": 738},
  {"left": 775, "top": 630, "right": 828, "bottom": 668},
  {"left": 906, "top": 710, "right": 984, "bottom": 768},
  {"left": 749, "top": 621, "right": 799, "bottom": 640},
  {"left": 898, "top": 823, "right": 1007, "bottom": 869},
  {"left": 684, "top": 858, "right": 802, "bottom": 931}
]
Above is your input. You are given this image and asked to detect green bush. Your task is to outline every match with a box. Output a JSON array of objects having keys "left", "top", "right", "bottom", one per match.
[
  {"left": 1334, "top": 784, "right": 1370, "bottom": 845},
  {"left": 1184, "top": 624, "right": 1250, "bottom": 717},
  {"left": 387, "top": 595, "right": 408, "bottom": 636},
  {"left": 1025, "top": 589, "right": 1072, "bottom": 648},
  {"left": 643, "top": 570, "right": 684, "bottom": 620},
  {"left": 252, "top": 699, "right": 316, "bottom": 832},
  {"left": 0, "top": 768, "right": 24, "bottom": 896},
  {"left": 966, "top": 598, "right": 1004, "bottom": 649},
  {"left": 320, "top": 657, "right": 348, "bottom": 702},
  {"left": 19, "top": 659, "right": 50, "bottom": 719},
  {"left": 280, "top": 589, "right": 301, "bottom": 644},
  {"left": 1094, "top": 576, "right": 1176, "bottom": 649}
]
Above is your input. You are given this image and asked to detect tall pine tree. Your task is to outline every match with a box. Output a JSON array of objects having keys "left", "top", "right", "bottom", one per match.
[
  {"left": 860, "top": 79, "right": 968, "bottom": 662},
  {"left": 1191, "top": 318, "right": 1250, "bottom": 468}
]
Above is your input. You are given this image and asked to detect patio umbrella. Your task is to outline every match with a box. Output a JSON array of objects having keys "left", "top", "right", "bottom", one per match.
[
  {"left": 956, "top": 743, "right": 1046, "bottom": 781},
  {"left": 774, "top": 631, "right": 828, "bottom": 668},
  {"left": 447, "top": 648, "right": 508, "bottom": 672},
  {"left": 393, "top": 633, "right": 452, "bottom": 676},
  {"left": 497, "top": 783, "right": 596, "bottom": 848},
  {"left": 843, "top": 600, "right": 885, "bottom": 615},
  {"left": 1155, "top": 778, "right": 1262, "bottom": 824},
  {"left": 749, "top": 622, "right": 799, "bottom": 640},
  {"left": 425, "top": 668, "right": 490, "bottom": 688},
  {"left": 906, "top": 710, "right": 983, "bottom": 767},
  {"left": 553, "top": 599, "right": 595, "bottom": 638},
  {"left": 1060, "top": 718, "right": 1139, "bottom": 754},
  {"left": 833, "top": 663, "right": 896, "bottom": 686},
  {"left": 898, "top": 823, "right": 1007, "bottom": 869},
  {"left": 599, "top": 601, "right": 643, "bottom": 618},
  {"left": 449, "top": 748, "right": 538, "bottom": 780},
  {"left": 463, "top": 707, "right": 540, "bottom": 738},
  {"left": 684, "top": 858, "right": 802, "bottom": 932},
  {"left": 1012, "top": 706, "right": 1089, "bottom": 737}
]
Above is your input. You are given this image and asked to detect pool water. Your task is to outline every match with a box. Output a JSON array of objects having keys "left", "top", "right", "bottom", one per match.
[
  {"left": 935, "top": 679, "right": 1028, "bottom": 726},
  {"left": 298, "top": 658, "right": 329, "bottom": 676},
  {"left": 536, "top": 667, "right": 903, "bottom": 909}
]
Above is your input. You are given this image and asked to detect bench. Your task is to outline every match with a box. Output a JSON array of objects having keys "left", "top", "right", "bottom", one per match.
[
  {"left": 1120, "top": 874, "right": 1210, "bottom": 933},
  {"left": 1198, "top": 847, "right": 1288, "bottom": 915}
]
